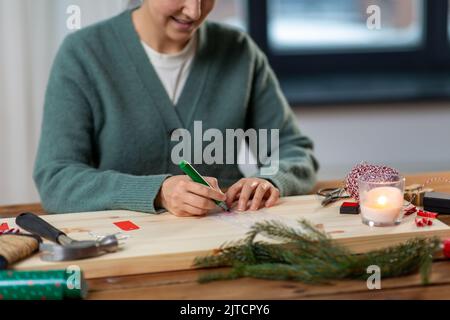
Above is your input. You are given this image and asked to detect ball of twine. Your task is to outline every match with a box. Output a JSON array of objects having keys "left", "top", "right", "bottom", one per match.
[
  {"left": 0, "top": 233, "right": 40, "bottom": 269},
  {"left": 345, "top": 162, "right": 400, "bottom": 200}
]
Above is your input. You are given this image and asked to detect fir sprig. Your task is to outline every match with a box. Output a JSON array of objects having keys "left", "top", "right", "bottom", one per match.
[{"left": 194, "top": 219, "right": 441, "bottom": 284}]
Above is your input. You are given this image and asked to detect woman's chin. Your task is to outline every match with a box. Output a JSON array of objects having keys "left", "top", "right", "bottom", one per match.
[{"left": 167, "top": 29, "right": 196, "bottom": 43}]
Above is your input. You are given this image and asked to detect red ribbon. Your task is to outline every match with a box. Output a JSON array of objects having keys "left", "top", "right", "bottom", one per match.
[
  {"left": 0, "top": 228, "right": 19, "bottom": 235},
  {"left": 404, "top": 205, "right": 417, "bottom": 216},
  {"left": 417, "top": 210, "right": 439, "bottom": 219}
]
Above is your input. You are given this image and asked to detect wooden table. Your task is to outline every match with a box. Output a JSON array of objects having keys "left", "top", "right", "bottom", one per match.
[{"left": 1, "top": 171, "right": 450, "bottom": 300}]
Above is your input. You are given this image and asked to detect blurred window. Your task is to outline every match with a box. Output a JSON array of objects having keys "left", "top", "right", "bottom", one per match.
[
  {"left": 448, "top": 0, "right": 450, "bottom": 39},
  {"left": 268, "top": 0, "right": 424, "bottom": 53},
  {"left": 202, "top": 0, "right": 450, "bottom": 104}
]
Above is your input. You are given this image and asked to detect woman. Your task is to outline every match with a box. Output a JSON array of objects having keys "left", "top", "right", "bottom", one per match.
[{"left": 34, "top": 0, "right": 319, "bottom": 217}]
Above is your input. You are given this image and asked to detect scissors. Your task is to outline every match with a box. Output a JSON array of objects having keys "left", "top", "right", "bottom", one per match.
[{"left": 317, "top": 187, "right": 350, "bottom": 207}]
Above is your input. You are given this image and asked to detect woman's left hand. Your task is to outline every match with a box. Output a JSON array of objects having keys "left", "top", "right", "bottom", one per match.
[{"left": 225, "top": 178, "right": 280, "bottom": 211}]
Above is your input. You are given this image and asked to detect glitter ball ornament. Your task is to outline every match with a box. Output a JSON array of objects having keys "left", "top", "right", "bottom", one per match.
[{"left": 344, "top": 162, "right": 400, "bottom": 200}]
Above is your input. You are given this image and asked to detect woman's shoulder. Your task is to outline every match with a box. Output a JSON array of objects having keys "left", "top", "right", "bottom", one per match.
[
  {"left": 203, "top": 21, "right": 261, "bottom": 56},
  {"left": 204, "top": 21, "right": 247, "bottom": 41}
]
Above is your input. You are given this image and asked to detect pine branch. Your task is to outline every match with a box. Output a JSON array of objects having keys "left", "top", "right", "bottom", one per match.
[{"left": 194, "top": 219, "right": 442, "bottom": 285}]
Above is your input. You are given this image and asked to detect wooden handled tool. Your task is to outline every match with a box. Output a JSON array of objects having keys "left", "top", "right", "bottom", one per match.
[{"left": 16, "top": 213, "right": 121, "bottom": 261}]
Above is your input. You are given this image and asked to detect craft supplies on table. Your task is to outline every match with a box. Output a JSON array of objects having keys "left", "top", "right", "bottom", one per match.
[
  {"left": 0, "top": 232, "right": 41, "bottom": 270},
  {"left": 2, "top": 194, "right": 449, "bottom": 279},
  {"left": 424, "top": 192, "right": 450, "bottom": 214},
  {"left": 15, "top": 212, "right": 124, "bottom": 261},
  {"left": 340, "top": 202, "right": 360, "bottom": 214},
  {"left": 358, "top": 175, "right": 405, "bottom": 227},
  {"left": 0, "top": 269, "right": 88, "bottom": 300},
  {"left": 405, "top": 184, "right": 434, "bottom": 206}
]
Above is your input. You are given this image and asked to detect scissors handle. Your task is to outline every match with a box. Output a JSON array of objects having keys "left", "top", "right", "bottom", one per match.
[
  {"left": 317, "top": 188, "right": 338, "bottom": 196},
  {"left": 318, "top": 187, "right": 349, "bottom": 206}
]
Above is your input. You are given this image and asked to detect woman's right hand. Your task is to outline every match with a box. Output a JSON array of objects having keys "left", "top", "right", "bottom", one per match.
[{"left": 156, "top": 175, "right": 226, "bottom": 217}]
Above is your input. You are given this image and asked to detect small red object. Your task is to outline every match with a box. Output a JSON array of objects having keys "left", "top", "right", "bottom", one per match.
[
  {"left": 443, "top": 239, "right": 450, "bottom": 258},
  {"left": 113, "top": 220, "right": 140, "bottom": 231},
  {"left": 342, "top": 202, "right": 359, "bottom": 207},
  {"left": 0, "top": 223, "right": 9, "bottom": 232},
  {"left": 414, "top": 216, "right": 433, "bottom": 227},
  {"left": 340, "top": 202, "right": 360, "bottom": 214},
  {"left": 404, "top": 205, "right": 417, "bottom": 216},
  {"left": 415, "top": 218, "right": 424, "bottom": 227},
  {"left": 0, "top": 228, "right": 19, "bottom": 235},
  {"left": 417, "top": 210, "right": 438, "bottom": 219}
]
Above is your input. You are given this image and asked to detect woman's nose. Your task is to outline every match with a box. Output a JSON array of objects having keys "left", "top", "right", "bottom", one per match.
[{"left": 182, "top": 0, "right": 202, "bottom": 21}]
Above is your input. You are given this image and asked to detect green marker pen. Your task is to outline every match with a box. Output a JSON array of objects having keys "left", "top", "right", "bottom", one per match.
[{"left": 179, "top": 160, "right": 230, "bottom": 212}]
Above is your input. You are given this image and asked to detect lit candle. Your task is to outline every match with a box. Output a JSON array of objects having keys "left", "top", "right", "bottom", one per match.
[{"left": 360, "top": 186, "right": 404, "bottom": 226}]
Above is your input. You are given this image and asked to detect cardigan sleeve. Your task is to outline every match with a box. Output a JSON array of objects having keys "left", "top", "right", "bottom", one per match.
[
  {"left": 245, "top": 40, "right": 319, "bottom": 196},
  {"left": 33, "top": 35, "right": 170, "bottom": 214}
]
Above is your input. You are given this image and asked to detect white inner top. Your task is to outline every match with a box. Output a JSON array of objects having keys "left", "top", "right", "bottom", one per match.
[{"left": 141, "top": 33, "right": 198, "bottom": 105}]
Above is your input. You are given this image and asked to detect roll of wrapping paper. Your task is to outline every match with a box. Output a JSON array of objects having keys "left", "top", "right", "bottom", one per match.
[{"left": 0, "top": 270, "right": 88, "bottom": 300}]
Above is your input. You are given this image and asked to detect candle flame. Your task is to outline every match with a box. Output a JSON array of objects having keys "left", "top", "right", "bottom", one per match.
[{"left": 377, "top": 195, "right": 388, "bottom": 206}]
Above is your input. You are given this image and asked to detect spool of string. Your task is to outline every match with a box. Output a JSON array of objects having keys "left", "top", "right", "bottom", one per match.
[
  {"left": 0, "top": 232, "right": 41, "bottom": 269},
  {"left": 345, "top": 162, "right": 400, "bottom": 200}
]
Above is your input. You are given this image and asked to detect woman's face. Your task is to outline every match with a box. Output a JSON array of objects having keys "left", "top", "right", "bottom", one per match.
[{"left": 144, "top": 0, "right": 216, "bottom": 43}]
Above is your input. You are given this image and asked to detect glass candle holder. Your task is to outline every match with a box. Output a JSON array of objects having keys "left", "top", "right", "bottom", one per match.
[{"left": 358, "top": 174, "right": 405, "bottom": 227}]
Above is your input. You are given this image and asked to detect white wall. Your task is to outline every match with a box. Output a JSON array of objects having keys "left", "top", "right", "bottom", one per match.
[
  {"left": 1, "top": 1, "right": 449, "bottom": 205},
  {"left": 0, "top": 0, "right": 126, "bottom": 206},
  {"left": 294, "top": 102, "right": 450, "bottom": 180}
]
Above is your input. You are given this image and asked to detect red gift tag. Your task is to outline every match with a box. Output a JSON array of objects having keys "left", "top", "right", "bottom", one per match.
[
  {"left": 113, "top": 220, "right": 140, "bottom": 231},
  {"left": 0, "top": 223, "right": 10, "bottom": 232}
]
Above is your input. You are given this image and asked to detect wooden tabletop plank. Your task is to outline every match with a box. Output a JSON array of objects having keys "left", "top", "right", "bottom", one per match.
[
  {"left": 86, "top": 261, "right": 450, "bottom": 300},
  {"left": 306, "top": 284, "right": 450, "bottom": 300},
  {"left": 0, "top": 203, "right": 44, "bottom": 218}
]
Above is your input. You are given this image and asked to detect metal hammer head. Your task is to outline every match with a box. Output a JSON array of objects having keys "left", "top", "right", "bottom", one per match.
[{"left": 40, "top": 235, "right": 120, "bottom": 261}]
